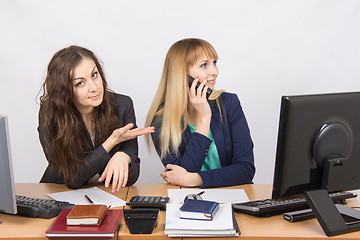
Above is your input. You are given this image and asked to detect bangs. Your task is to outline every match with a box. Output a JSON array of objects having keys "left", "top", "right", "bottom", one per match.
[
  {"left": 187, "top": 44, "right": 218, "bottom": 67},
  {"left": 201, "top": 43, "right": 218, "bottom": 60}
]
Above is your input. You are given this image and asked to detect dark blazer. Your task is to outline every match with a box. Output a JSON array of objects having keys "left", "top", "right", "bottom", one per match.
[
  {"left": 151, "top": 92, "right": 255, "bottom": 188},
  {"left": 38, "top": 93, "right": 140, "bottom": 189}
]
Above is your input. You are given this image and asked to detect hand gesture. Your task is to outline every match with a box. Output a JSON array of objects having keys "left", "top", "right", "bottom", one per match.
[
  {"left": 103, "top": 123, "right": 155, "bottom": 152},
  {"left": 160, "top": 164, "right": 203, "bottom": 187},
  {"left": 111, "top": 123, "right": 155, "bottom": 145},
  {"left": 98, "top": 152, "right": 130, "bottom": 193}
]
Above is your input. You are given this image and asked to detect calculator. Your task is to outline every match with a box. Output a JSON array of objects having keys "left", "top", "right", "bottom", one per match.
[{"left": 126, "top": 196, "right": 170, "bottom": 210}]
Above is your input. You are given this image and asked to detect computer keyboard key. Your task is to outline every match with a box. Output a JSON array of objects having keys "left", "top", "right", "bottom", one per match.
[{"left": 16, "top": 195, "right": 74, "bottom": 219}]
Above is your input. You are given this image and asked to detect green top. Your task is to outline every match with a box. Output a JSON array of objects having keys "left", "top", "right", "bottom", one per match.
[{"left": 188, "top": 124, "right": 221, "bottom": 171}]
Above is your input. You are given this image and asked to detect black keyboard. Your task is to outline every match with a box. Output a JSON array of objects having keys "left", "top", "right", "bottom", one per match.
[
  {"left": 233, "top": 191, "right": 357, "bottom": 217},
  {"left": 16, "top": 195, "right": 74, "bottom": 219},
  {"left": 126, "top": 196, "right": 169, "bottom": 210}
]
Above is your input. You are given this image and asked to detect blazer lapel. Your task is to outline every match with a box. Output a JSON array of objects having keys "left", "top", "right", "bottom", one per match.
[{"left": 209, "top": 100, "right": 227, "bottom": 167}]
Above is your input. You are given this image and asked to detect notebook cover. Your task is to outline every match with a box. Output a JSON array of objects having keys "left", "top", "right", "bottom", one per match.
[
  {"left": 66, "top": 205, "right": 108, "bottom": 225},
  {"left": 180, "top": 199, "right": 219, "bottom": 220},
  {"left": 46, "top": 209, "right": 123, "bottom": 237}
]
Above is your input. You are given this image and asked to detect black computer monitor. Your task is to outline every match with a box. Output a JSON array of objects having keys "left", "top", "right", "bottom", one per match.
[
  {"left": 271, "top": 92, "right": 360, "bottom": 236},
  {"left": 0, "top": 115, "right": 17, "bottom": 218},
  {"left": 272, "top": 91, "right": 360, "bottom": 200}
]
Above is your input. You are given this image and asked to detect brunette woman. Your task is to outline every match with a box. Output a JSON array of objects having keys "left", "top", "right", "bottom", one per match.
[{"left": 38, "top": 46, "right": 154, "bottom": 192}]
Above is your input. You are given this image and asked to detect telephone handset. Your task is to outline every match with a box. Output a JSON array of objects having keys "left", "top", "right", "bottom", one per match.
[{"left": 188, "top": 75, "right": 213, "bottom": 99}]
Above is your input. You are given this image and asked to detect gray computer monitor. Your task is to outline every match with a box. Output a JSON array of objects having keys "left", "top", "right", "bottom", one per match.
[{"left": 0, "top": 115, "right": 17, "bottom": 216}]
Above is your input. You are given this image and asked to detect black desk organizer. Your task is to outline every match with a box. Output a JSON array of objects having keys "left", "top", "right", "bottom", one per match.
[
  {"left": 124, "top": 208, "right": 159, "bottom": 234},
  {"left": 304, "top": 189, "right": 360, "bottom": 237}
]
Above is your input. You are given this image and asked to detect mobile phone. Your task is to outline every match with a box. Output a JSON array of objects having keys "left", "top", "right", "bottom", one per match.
[{"left": 188, "top": 75, "right": 213, "bottom": 99}]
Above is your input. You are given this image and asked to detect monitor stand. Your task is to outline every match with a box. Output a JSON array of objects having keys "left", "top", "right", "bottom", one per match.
[{"left": 304, "top": 189, "right": 360, "bottom": 237}]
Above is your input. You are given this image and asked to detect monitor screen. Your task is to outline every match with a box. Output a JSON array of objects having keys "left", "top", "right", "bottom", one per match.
[
  {"left": 0, "top": 115, "right": 17, "bottom": 214},
  {"left": 272, "top": 92, "right": 360, "bottom": 200}
]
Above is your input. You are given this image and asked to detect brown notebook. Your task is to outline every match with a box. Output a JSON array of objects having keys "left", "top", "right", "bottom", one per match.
[{"left": 66, "top": 205, "right": 108, "bottom": 225}]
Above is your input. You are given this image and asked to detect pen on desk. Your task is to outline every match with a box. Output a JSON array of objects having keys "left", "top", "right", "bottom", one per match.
[{"left": 85, "top": 194, "right": 94, "bottom": 204}]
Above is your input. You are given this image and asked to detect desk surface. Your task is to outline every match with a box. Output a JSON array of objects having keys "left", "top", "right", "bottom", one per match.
[{"left": 0, "top": 183, "right": 360, "bottom": 240}]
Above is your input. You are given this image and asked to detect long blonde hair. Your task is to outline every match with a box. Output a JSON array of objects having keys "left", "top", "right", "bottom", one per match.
[{"left": 146, "top": 38, "right": 223, "bottom": 159}]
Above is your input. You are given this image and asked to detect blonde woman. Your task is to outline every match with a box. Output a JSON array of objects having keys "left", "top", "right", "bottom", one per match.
[{"left": 146, "top": 38, "right": 255, "bottom": 188}]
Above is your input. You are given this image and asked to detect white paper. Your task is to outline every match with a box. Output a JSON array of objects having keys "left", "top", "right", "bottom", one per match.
[
  {"left": 167, "top": 189, "right": 249, "bottom": 204},
  {"left": 167, "top": 231, "right": 239, "bottom": 237},
  {"left": 165, "top": 203, "right": 234, "bottom": 232},
  {"left": 46, "top": 187, "right": 126, "bottom": 207}
]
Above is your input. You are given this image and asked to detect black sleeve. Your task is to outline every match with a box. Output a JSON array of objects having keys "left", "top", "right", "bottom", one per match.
[{"left": 113, "top": 94, "right": 140, "bottom": 186}]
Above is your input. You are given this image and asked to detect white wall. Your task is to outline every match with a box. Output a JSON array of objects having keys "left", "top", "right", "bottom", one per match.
[{"left": 1, "top": 0, "right": 359, "bottom": 185}]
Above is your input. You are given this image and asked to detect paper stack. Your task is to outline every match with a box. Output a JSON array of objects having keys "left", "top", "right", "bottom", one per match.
[{"left": 165, "top": 203, "right": 239, "bottom": 237}]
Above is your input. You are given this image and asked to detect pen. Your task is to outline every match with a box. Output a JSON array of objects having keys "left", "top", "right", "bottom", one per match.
[
  {"left": 85, "top": 194, "right": 94, "bottom": 204},
  {"left": 197, "top": 191, "right": 205, "bottom": 196}
]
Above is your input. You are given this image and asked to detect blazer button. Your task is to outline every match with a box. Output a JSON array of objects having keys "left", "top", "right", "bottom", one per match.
[{"left": 205, "top": 147, "right": 210, "bottom": 156}]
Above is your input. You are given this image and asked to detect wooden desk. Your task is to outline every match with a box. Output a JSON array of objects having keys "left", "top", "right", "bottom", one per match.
[{"left": 1, "top": 183, "right": 360, "bottom": 239}]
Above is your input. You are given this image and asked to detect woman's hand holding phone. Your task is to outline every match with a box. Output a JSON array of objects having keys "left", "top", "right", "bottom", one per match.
[
  {"left": 188, "top": 75, "right": 213, "bottom": 99},
  {"left": 188, "top": 76, "right": 211, "bottom": 137},
  {"left": 188, "top": 77, "right": 211, "bottom": 116}
]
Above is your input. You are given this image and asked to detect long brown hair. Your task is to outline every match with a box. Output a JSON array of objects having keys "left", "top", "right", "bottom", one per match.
[
  {"left": 39, "top": 46, "right": 121, "bottom": 185},
  {"left": 145, "top": 38, "right": 224, "bottom": 158}
]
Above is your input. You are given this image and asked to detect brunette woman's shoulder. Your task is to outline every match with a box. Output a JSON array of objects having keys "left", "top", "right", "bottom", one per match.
[{"left": 111, "top": 92, "right": 134, "bottom": 106}]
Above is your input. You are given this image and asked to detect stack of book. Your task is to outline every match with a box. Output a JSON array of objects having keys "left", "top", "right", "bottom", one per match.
[
  {"left": 46, "top": 205, "right": 123, "bottom": 238},
  {"left": 165, "top": 201, "right": 239, "bottom": 237}
]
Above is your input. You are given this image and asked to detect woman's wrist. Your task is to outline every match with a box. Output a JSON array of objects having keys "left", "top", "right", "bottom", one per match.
[
  {"left": 188, "top": 172, "right": 203, "bottom": 187},
  {"left": 195, "top": 117, "right": 211, "bottom": 137},
  {"left": 102, "top": 135, "right": 117, "bottom": 153},
  {"left": 114, "top": 151, "right": 131, "bottom": 164}
]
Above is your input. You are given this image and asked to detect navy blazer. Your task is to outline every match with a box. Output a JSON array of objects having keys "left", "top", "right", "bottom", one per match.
[
  {"left": 151, "top": 92, "right": 255, "bottom": 188},
  {"left": 38, "top": 93, "right": 140, "bottom": 189}
]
